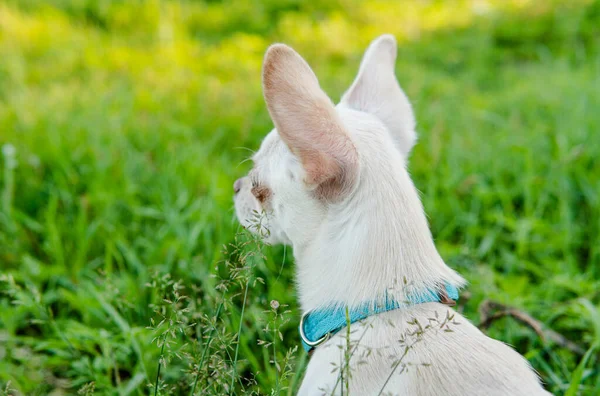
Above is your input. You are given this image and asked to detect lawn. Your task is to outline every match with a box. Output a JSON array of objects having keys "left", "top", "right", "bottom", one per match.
[{"left": 1, "top": 0, "right": 599, "bottom": 395}]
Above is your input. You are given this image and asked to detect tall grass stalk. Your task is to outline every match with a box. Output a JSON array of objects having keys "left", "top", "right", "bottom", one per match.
[
  {"left": 230, "top": 279, "right": 250, "bottom": 394},
  {"left": 154, "top": 333, "right": 168, "bottom": 396},
  {"left": 190, "top": 301, "right": 224, "bottom": 395}
]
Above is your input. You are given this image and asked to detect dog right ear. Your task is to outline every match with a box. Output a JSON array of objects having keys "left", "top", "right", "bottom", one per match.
[
  {"left": 341, "top": 34, "right": 417, "bottom": 159},
  {"left": 262, "top": 44, "right": 358, "bottom": 202}
]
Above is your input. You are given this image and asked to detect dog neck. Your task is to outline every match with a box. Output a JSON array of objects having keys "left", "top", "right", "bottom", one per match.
[{"left": 293, "top": 152, "right": 465, "bottom": 312}]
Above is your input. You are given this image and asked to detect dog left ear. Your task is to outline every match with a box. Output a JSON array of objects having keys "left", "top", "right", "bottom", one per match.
[
  {"left": 262, "top": 44, "right": 359, "bottom": 202},
  {"left": 341, "top": 34, "right": 417, "bottom": 158}
]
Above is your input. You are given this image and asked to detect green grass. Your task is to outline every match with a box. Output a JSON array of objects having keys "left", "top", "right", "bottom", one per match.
[{"left": 1, "top": 0, "right": 600, "bottom": 394}]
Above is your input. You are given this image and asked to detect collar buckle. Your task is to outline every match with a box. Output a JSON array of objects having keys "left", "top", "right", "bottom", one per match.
[{"left": 299, "top": 309, "right": 331, "bottom": 348}]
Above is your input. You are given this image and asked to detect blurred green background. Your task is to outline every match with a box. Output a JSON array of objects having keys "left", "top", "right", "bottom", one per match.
[{"left": 1, "top": 0, "right": 600, "bottom": 395}]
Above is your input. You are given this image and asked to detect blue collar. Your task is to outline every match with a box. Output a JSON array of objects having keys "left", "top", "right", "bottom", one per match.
[{"left": 299, "top": 283, "right": 459, "bottom": 352}]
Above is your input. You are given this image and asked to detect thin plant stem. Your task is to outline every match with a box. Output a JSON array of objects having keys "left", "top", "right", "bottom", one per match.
[
  {"left": 330, "top": 317, "right": 374, "bottom": 395},
  {"left": 230, "top": 278, "right": 250, "bottom": 394},
  {"left": 273, "top": 326, "right": 279, "bottom": 393},
  {"left": 154, "top": 333, "right": 168, "bottom": 396},
  {"left": 376, "top": 345, "right": 410, "bottom": 396},
  {"left": 190, "top": 301, "right": 224, "bottom": 396},
  {"left": 339, "top": 350, "right": 344, "bottom": 396}
]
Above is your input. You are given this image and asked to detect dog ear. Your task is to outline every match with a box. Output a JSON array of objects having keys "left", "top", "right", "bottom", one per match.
[
  {"left": 262, "top": 44, "right": 358, "bottom": 201},
  {"left": 341, "top": 34, "right": 417, "bottom": 158}
]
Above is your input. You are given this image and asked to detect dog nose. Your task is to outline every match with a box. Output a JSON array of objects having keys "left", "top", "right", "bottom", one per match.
[{"left": 233, "top": 178, "right": 242, "bottom": 194}]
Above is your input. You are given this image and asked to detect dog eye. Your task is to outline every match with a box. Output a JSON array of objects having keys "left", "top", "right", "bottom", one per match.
[{"left": 251, "top": 185, "right": 271, "bottom": 203}]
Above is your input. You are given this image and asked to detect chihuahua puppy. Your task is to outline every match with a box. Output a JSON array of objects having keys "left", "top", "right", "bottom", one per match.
[{"left": 234, "top": 34, "right": 551, "bottom": 395}]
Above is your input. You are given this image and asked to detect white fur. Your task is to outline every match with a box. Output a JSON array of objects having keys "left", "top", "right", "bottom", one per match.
[{"left": 234, "top": 35, "right": 551, "bottom": 395}]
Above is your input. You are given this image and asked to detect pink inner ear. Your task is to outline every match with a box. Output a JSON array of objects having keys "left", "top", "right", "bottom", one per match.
[{"left": 262, "top": 44, "right": 358, "bottom": 201}]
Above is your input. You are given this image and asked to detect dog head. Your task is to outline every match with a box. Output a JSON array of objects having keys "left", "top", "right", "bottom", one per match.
[
  {"left": 234, "top": 34, "right": 416, "bottom": 247},
  {"left": 234, "top": 34, "right": 464, "bottom": 308}
]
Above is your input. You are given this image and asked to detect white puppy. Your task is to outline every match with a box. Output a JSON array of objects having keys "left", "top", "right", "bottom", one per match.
[{"left": 234, "top": 34, "right": 552, "bottom": 395}]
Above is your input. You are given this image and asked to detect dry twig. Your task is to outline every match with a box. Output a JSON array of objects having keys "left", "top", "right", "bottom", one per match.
[{"left": 478, "top": 300, "right": 585, "bottom": 356}]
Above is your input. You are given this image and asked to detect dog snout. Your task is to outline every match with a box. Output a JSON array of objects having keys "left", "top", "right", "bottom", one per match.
[{"left": 233, "top": 178, "right": 243, "bottom": 194}]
